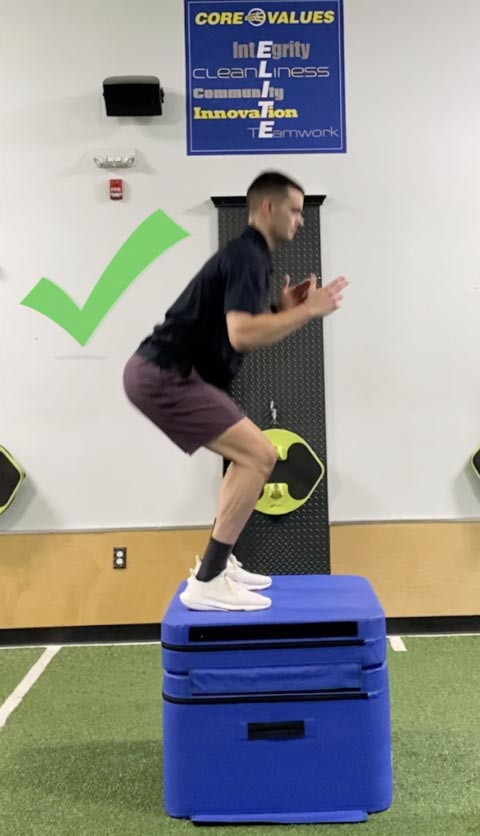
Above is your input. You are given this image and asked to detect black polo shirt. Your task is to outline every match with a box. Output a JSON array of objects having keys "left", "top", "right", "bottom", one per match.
[{"left": 136, "top": 226, "right": 273, "bottom": 391}]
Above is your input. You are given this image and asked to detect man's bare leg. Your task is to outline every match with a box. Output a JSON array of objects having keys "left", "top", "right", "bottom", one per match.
[{"left": 193, "top": 418, "right": 277, "bottom": 583}]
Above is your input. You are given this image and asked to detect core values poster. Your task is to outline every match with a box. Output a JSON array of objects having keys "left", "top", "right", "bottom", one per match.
[{"left": 184, "top": 0, "right": 346, "bottom": 155}]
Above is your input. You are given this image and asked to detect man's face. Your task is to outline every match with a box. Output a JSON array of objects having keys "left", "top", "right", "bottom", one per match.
[{"left": 268, "top": 187, "right": 304, "bottom": 244}]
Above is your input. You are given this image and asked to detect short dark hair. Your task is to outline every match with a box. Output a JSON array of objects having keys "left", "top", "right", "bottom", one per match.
[{"left": 247, "top": 171, "right": 304, "bottom": 210}]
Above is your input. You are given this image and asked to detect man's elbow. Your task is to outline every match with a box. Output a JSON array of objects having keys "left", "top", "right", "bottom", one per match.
[
  {"left": 228, "top": 329, "right": 249, "bottom": 352},
  {"left": 226, "top": 313, "right": 252, "bottom": 352}
]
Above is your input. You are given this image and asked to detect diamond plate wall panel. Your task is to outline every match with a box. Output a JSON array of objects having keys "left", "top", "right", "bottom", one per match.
[{"left": 215, "top": 199, "right": 330, "bottom": 575}]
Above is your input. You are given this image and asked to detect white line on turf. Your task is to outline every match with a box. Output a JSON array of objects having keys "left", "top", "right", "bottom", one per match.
[
  {"left": 0, "top": 645, "right": 61, "bottom": 730},
  {"left": 388, "top": 636, "right": 407, "bottom": 652}
]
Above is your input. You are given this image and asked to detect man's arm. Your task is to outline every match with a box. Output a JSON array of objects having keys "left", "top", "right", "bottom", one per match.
[
  {"left": 227, "top": 276, "right": 348, "bottom": 351},
  {"left": 227, "top": 306, "right": 312, "bottom": 351}
]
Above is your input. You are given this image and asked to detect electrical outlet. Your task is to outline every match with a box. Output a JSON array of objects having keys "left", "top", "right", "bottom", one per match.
[{"left": 113, "top": 547, "right": 127, "bottom": 569}]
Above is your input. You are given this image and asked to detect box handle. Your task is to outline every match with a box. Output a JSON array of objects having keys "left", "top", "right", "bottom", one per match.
[{"left": 247, "top": 720, "right": 305, "bottom": 740}]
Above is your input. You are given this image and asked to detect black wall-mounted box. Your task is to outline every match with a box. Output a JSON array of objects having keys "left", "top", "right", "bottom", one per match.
[{"left": 103, "top": 75, "right": 164, "bottom": 116}]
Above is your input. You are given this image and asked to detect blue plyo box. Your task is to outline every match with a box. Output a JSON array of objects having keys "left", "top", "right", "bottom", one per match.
[{"left": 161, "top": 574, "right": 393, "bottom": 824}]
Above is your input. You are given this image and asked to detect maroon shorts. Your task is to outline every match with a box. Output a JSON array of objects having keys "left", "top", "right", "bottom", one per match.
[{"left": 123, "top": 353, "right": 245, "bottom": 455}]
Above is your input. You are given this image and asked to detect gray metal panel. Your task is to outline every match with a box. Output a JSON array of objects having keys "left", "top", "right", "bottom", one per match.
[{"left": 216, "top": 202, "right": 330, "bottom": 575}]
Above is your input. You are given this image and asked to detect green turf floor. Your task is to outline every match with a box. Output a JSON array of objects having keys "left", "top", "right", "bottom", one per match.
[
  {"left": 0, "top": 648, "right": 43, "bottom": 704},
  {"left": 0, "top": 637, "right": 479, "bottom": 836}
]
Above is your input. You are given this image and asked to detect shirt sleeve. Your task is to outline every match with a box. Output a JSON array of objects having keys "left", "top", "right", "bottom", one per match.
[{"left": 223, "top": 248, "right": 267, "bottom": 316}]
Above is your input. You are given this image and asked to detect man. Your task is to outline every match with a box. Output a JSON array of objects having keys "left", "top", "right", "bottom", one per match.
[{"left": 123, "top": 171, "right": 348, "bottom": 612}]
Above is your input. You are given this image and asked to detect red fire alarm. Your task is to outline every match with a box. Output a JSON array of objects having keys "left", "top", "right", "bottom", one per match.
[{"left": 109, "top": 179, "right": 123, "bottom": 200}]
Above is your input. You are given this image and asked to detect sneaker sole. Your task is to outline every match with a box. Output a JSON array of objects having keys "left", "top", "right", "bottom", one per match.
[{"left": 179, "top": 593, "right": 271, "bottom": 612}]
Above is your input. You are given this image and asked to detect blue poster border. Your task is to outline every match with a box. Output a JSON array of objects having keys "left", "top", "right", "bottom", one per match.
[{"left": 184, "top": 0, "right": 346, "bottom": 156}]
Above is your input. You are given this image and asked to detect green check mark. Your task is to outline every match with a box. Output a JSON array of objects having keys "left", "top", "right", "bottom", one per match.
[{"left": 21, "top": 209, "right": 189, "bottom": 346}]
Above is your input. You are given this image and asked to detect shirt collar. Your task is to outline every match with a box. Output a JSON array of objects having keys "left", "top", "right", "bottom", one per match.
[{"left": 243, "top": 225, "right": 273, "bottom": 270}]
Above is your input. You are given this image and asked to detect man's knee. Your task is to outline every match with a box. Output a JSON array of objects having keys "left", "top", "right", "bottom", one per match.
[
  {"left": 208, "top": 419, "right": 278, "bottom": 478},
  {"left": 255, "top": 439, "right": 278, "bottom": 480}
]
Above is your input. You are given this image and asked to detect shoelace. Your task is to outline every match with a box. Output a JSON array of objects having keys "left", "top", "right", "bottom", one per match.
[
  {"left": 224, "top": 575, "right": 243, "bottom": 597},
  {"left": 191, "top": 567, "right": 245, "bottom": 597}
]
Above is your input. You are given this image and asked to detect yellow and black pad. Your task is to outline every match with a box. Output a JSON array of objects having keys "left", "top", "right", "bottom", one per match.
[
  {"left": 0, "top": 446, "right": 25, "bottom": 515},
  {"left": 471, "top": 446, "right": 480, "bottom": 479},
  {"left": 256, "top": 429, "right": 325, "bottom": 516}
]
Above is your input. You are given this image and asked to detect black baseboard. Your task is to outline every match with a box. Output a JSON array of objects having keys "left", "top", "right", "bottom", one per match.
[
  {"left": 386, "top": 615, "right": 480, "bottom": 635},
  {"left": 0, "top": 616, "right": 479, "bottom": 648},
  {"left": 0, "top": 623, "right": 160, "bottom": 647}
]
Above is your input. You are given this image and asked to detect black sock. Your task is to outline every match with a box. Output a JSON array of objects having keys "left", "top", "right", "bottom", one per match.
[{"left": 196, "top": 537, "right": 233, "bottom": 582}]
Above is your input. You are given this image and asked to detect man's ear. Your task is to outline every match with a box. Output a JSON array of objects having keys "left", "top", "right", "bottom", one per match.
[{"left": 260, "top": 196, "right": 273, "bottom": 217}]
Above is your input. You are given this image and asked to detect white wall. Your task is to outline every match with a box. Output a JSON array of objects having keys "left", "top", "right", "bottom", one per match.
[{"left": 1, "top": 0, "right": 479, "bottom": 532}]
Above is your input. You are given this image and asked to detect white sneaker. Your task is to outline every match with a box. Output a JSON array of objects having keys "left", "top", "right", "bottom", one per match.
[
  {"left": 227, "top": 554, "right": 272, "bottom": 590},
  {"left": 180, "top": 570, "right": 271, "bottom": 612},
  {"left": 194, "top": 555, "right": 272, "bottom": 591}
]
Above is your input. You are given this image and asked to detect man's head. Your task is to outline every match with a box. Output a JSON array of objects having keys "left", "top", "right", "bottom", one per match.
[{"left": 247, "top": 171, "right": 305, "bottom": 247}]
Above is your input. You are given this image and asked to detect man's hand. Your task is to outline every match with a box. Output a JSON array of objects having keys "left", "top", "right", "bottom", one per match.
[
  {"left": 278, "top": 273, "right": 316, "bottom": 311},
  {"left": 304, "top": 275, "right": 349, "bottom": 317},
  {"left": 227, "top": 275, "right": 349, "bottom": 351}
]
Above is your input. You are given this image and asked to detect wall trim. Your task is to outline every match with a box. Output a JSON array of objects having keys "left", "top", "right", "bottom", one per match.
[{"left": 1, "top": 521, "right": 480, "bottom": 628}]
